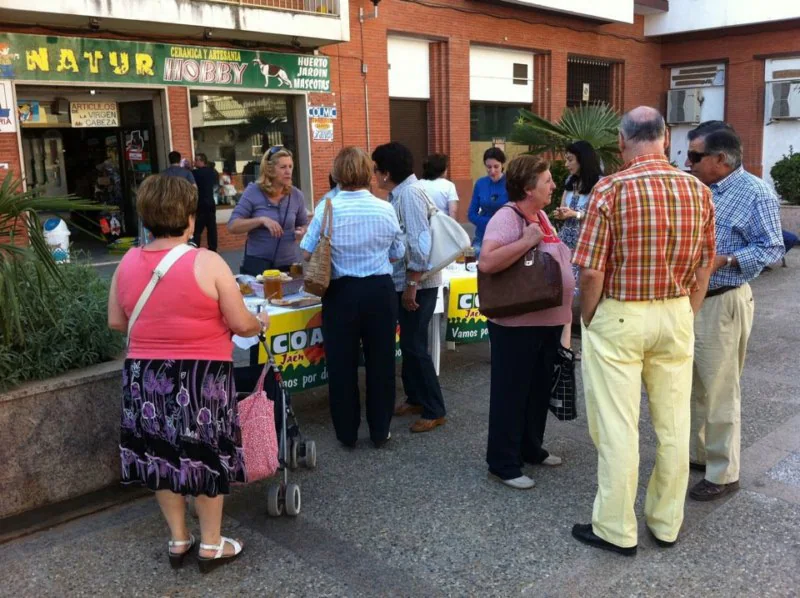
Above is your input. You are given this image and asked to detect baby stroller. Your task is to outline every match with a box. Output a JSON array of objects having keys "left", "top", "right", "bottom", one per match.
[{"left": 234, "top": 335, "right": 317, "bottom": 517}]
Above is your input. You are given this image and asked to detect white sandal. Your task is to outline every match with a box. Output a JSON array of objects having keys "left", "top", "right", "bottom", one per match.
[
  {"left": 168, "top": 534, "right": 195, "bottom": 569},
  {"left": 197, "top": 536, "right": 243, "bottom": 573}
]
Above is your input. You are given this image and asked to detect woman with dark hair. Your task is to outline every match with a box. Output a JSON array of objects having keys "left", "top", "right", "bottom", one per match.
[
  {"left": 478, "top": 155, "right": 575, "bottom": 489},
  {"left": 553, "top": 140, "right": 602, "bottom": 348},
  {"left": 468, "top": 147, "right": 508, "bottom": 257},
  {"left": 373, "top": 142, "right": 447, "bottom": 434},
  {"left": 227, "top": 146, "right": 308, "bottom": 274},
  {"left": 420, "top": 153, "right": 459, "bottom": 217}
]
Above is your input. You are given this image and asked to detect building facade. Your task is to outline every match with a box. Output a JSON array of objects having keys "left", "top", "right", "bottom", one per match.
[{"left": 0, "top": 0, "right": 797, "bottom": 254}]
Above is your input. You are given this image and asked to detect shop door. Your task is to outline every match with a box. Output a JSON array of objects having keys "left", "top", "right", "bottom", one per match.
[
  {"left": 119, "top": 100, "right": 158, "bottom": 233},
  {"left": 390, "top": 99, "right": 428, "bottom": 178}
]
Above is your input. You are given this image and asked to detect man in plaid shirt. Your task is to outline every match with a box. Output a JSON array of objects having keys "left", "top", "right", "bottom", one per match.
[
  {"left": 684, "top": 122, "right": 784, "bottom": 502},
  {"left": 571, "top": 106, "right": 716, "bottom": 556}
]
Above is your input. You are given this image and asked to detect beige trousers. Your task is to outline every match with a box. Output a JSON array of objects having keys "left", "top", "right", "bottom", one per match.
[
  {"left": 582, "top": 296, "right": 695, "bottom": 547},
  {"left": 690, "top": 283, "right": 754, "bottom": 485}
]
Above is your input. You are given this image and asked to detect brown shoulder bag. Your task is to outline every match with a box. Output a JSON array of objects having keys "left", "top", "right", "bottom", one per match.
[{"left": 477, "top": 206, "right": 563, "bottom": 318}]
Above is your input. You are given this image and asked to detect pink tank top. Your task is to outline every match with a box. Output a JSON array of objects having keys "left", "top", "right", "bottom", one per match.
[{"left": 117, "top": 247, "right": 233, "bottom": 361}]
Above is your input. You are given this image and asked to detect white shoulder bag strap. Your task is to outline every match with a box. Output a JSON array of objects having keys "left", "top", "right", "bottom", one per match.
[{"left": 127, "top": 244, "right": 194, "bottom": 347}]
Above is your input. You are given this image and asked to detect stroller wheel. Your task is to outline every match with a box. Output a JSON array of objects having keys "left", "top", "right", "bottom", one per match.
[
  {"left": 266, "top": 483, "right": 284, "bottom": 517},
  {"left": 288, "top": 439, "right": 299, "bottom": 470},
  {"left": 285, "top": 483, "right": 301, "bottom": 516},
  {"left": 302, "top": 441, "right": 317, "bottom": 469}
]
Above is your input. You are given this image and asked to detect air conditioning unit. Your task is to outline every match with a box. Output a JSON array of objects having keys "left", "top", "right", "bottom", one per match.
[
  {"left": 769, "top": 81, "right": 800, "bottom": 120},
  {"left": 667, "top": 88, "right": 704, "bottom": 124}
]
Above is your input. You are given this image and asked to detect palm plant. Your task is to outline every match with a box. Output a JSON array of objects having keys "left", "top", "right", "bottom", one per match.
[
  {"left": 0, "top": 175, "right": 106, "bottom": 343},
  {"left": 510, "top": 103, "right": 622, "bottom": 171}
]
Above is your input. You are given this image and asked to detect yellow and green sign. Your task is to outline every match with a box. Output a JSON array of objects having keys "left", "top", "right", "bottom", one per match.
[
  {"left": 446, "top": 277, "right": 489, "bottom": 343},
  {"left": 0, "top": 33, "right": 330, "bottom": 91},
  {"left": 257, "top": 306, "right": 402, "bottom": 392}
]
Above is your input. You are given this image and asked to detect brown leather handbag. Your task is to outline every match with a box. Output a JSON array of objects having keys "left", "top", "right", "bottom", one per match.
[
  {"left": 477, "top": 206, "right": 563, "bottom": 318},
  {"left": 304, "top": 199, "right": 333, "bottom": 297}
]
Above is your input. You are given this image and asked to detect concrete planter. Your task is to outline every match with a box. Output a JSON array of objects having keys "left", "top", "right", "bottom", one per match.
[
  {"left": 781, "top": 204, "right": 800, "bottom": 233},
  {"left": 0, "top": 360, "right": 123, "bottom": 520}
]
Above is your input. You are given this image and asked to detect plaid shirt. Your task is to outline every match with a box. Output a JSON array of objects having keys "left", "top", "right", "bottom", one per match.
[
  {"left": 707, "top": 167, "right": 784, "bottom": 290},
  {"left": 572, "top": 154, "right": 716, "bottom": 301}
]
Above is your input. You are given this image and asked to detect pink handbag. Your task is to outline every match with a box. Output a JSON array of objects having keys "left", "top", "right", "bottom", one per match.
[{"left": 238, "top": 365, "right": 279, "bottom": 482}]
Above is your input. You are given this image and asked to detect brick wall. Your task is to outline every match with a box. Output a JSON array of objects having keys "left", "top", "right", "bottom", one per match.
[
  {"left": 0, "top": 131, "right": 27, "bottom": 246},
  {"left": 660, "top": 19, "right": 800, "bottom": 176},
  {"left": 318, "top": 1, "right": 662, "bottom": 221}
]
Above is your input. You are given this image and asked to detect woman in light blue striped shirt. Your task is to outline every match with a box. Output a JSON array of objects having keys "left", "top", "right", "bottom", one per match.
[{"left": 300, "top": 147, "right": 404, "bottom": 449}]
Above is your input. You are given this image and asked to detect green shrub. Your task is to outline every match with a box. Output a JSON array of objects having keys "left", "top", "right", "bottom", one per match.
[
  {"left": 0, "top": 260, "right": 124, "bottom": 391},
  {"left": 548, "top": 159, "right": 570, "bottom": 219},
  {"left": 770, "top": 147, "right": 800, "bottom": 205}
]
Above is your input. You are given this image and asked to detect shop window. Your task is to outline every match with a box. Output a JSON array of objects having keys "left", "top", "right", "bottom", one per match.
[
  {"left": 190, "top": 92, "right": 297, "bottom": 190},
  {"left": 470, "top": 102, "right": 528, "bottom": 142},
  {"left": 513, "top": 63, "right": 528, "bottom": 86}
]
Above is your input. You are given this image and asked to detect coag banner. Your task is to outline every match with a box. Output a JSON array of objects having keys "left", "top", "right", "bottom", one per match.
[
  {"left": 446, "top": 277, "right": 489, "bottom": 343},
  {"left": 259, "top": 307, "right": 327, "bottom": 392},
  {"left": 257, "top": 306, "right": 402, "bottom": 392},
  {"left": 0, "top": 33, "right": 330, "bottom": 91}
]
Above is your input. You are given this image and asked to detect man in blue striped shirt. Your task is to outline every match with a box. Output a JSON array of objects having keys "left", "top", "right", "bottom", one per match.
[{"left": 685, "top": 122, "right": 784, "bottom": 502}]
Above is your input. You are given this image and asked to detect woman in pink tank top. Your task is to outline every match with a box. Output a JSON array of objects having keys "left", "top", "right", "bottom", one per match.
[{"left": 107, "top": 174, "right": 269, "bottom": 572}]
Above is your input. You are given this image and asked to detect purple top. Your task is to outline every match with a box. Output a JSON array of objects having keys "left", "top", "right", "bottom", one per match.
[{"left": 229, "top": 184, "right": 308, "bottom": 267}]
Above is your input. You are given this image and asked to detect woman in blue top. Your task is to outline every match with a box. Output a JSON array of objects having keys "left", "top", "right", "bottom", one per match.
[
  {"left": 468, "top": 147, "right": 508, "bottom": 257},
  {"left": 552, "top": 140, "right": 601, "bottom": 349}
]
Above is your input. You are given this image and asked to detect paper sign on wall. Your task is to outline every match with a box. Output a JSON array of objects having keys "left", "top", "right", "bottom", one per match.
[
  {"left": 70, "top": 101, "right": 119, "bottom": 128},
  {"left": 311, "top": 118, "right": 334, "bottom": 142},
  {"left": 0, "top": 81, "right": 16, "bottom": 133}
]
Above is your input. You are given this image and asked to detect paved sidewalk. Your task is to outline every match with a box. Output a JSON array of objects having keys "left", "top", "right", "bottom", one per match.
[{"left": 3, "top": 256, "right": 799, "bottom": 597}]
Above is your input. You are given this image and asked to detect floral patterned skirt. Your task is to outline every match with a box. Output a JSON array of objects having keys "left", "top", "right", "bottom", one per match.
[{"left": 119, "top": 359, "right": 246, "bottom": 497}]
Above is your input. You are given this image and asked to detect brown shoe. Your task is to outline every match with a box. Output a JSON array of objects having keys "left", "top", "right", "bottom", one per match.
[
  {"left": 410, "top": 417, "right": 446, "bottom": 433},
  {"left": 689, "top": 479, "right": 740, "bottom": 501},
  {"left": 394, "top": 402, "right": 423, "bottom": 416}
]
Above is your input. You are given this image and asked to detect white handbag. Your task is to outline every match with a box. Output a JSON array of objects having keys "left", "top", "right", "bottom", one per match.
[{"left": 418, "top": 191, "right": 471, "bottom": 280}]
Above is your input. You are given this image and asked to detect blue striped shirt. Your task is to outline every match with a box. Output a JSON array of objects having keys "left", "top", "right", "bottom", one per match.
[
  {"left": 300, "top": 189, "right": 404, "bottom": 279},
  {"left": 708, "top": 167, "right": 784, "bottom": 290},
  {"left": 389, "top": 175, "right": 442, "bottom": 292}
]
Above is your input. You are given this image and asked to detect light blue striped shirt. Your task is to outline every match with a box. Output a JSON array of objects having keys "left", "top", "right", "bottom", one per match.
[
  {"left": 708, "top": 167, "right": 784, "bottom": 290},
  {"left": 300, "top": 189, "right": 404, "bottom": 279},
  {"left": 390, "top": 175, "right": 442, "bottom": 292}
]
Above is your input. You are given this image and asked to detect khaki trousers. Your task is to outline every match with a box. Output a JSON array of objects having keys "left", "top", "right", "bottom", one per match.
[
  {"left": 582, "top": 296, "right": 695, "bottom": 547},
  {"left": 690, "top": 284, "right": 754, "bottom": 485}
]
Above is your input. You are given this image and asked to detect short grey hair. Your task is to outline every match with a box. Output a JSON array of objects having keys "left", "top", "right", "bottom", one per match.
[
  {"left": 698, "top": 127, "right": 743, "bottom": 169},
  {"left": 620, "top": 110, "right": 666, "bottom": 143}
]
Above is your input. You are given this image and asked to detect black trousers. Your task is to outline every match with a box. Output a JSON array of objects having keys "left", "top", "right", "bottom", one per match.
[
  {"left": 321, "top": 275, "right": 398, "bottom": 445},
  {"left": 397, "top": 288, "right": 446, "bottom": 420},
  {"left": 486, "top": 321, "right": 561, "bottom": 479},
  {"left": 192, "top": 211, "right": 218, "bottom": 252}
]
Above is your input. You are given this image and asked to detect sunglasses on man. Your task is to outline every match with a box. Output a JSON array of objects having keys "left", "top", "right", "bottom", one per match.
[{"left": 687, "top": 150, "right": 711, "bottom": 164}]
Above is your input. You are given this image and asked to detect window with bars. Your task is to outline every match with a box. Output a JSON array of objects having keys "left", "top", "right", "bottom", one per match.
[{"left": 567, "top": 58, "right": 612, "bottom": 107}]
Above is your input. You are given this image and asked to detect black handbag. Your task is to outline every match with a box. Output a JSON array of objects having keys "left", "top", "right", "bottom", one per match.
[{"left": 549, "top": 346, "right": 578, "bottom": 421}]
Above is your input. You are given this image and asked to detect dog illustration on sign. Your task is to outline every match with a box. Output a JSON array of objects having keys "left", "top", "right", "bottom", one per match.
[{"left": 252, "top": 57, "right": 292, "bottom": 88}]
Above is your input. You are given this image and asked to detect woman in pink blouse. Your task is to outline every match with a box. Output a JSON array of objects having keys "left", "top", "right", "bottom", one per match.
[{"left": 478, "top": 155, "right": 575, "bottom": 490}]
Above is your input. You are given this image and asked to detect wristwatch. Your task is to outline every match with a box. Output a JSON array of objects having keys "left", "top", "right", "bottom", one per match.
[
  {"left": 575, "top": 211, "right": 583, "bottom": 221},
  {"left": 407, "top": 280, "right": 418, "bottom": 287},
  {"left": 726, "top": 255, "right": 734, "bottom": 267}
]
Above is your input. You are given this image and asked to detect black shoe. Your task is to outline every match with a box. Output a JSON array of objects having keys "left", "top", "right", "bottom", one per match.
[
  {"left": 373, "top": 432, "right": 391, "bottom": 448},
  {"left": 689, "top": 479, "right": 739, "bottom": 501},
  {"left": 571, "top": 524, "right": 637, "bottom": 556},
  {"left": 647, "top": 526, "right": 676, "bottom": 548},
  {"left": 339, "top": 439, "right": 356, "bottom": 449},
  {"left": 689, "top": 461, "right": 706, "bottom": 472}
]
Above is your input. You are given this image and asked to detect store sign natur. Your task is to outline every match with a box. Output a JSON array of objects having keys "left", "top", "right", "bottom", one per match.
[{"left": 0, "top": 33, "right": 330, "bottom": 92}]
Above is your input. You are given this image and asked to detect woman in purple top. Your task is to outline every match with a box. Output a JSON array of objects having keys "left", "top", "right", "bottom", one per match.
[{"left": 227, "top": 147, "right": 308, "bottom": 274}]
